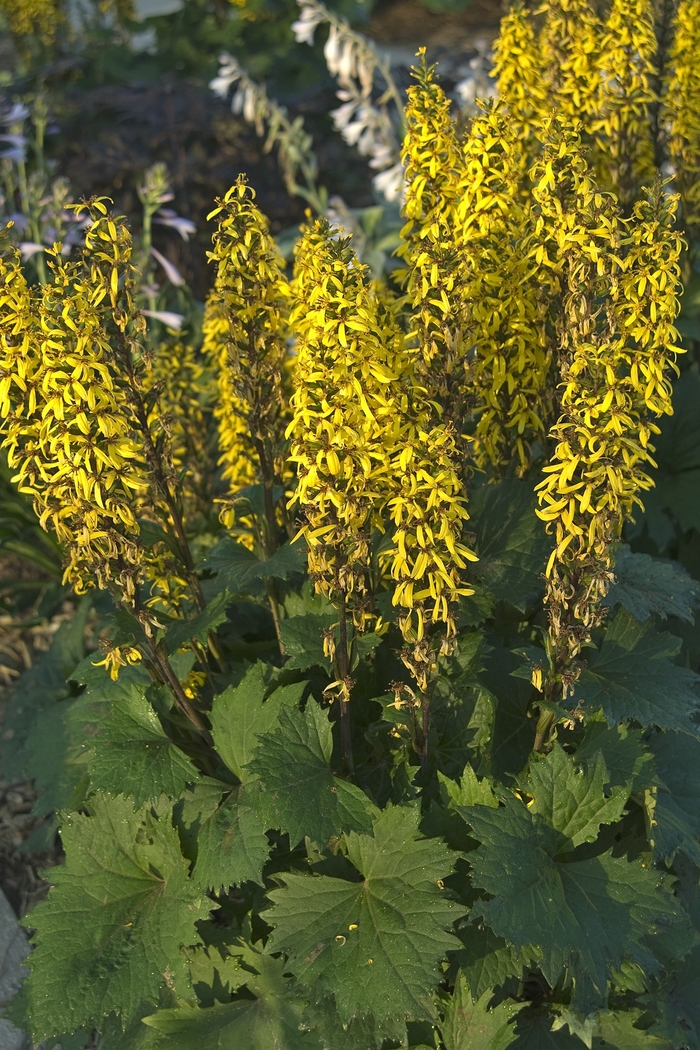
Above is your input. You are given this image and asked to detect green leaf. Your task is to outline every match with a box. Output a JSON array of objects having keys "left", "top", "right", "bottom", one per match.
[
  {"left": 191, "top": 783, "right": 269, "bottom": 892},
  {"left": 210, "top": 664, "right": 305, "bottom": 781},
  {"left": 470, "top": 478, "right": 552, "bottom": 612},
  {"left": 475, "top": 641, "right": 536, "bottom": 779},
  {"left": 649, "top": 943, "right": 700, "bottom": 1047},
  {"left": 592, "top": 1010, "right": 668, "bottom": 1050},
  {"left": 87, "top": 683, "right": 200, "bottom": 807},
  {"left": 20, "top": 792, "right": 209, "bottom": 1041},
  {"left": 465, "top": 795, "right": 680, "bottom": 995},
  {"left": 573, "top": 722, "right": 653, "bottom": 792},
  {"left": 439, "top": 766, "right": 500, "bottom": 810},
  {"left": 249, "top": 702, "right": 375, "bottom": 844},
  {"left": 572, "top": 609, "right": 700, "bottom": 736},
  {"left": 523, "top": 743, "right": 629, "bottom": 850},
  {"left": 201, "top": 537, "right": 306, "bottom": 593},
  {"left": 509, "top": 1010, "right": 584, "bottom": 1050},
  {"left": 300, "top": 997, "right": 407, "bottom": 1050},
  {"left": 605, "top": 545, "right": 699, "bottom": 623},
  {"left": 642, "top": 369, "right": 700, "bottom": 536},
  {"left": 165, "top": 590, "right": 232, "bottom": 653},
  {"left": 439, "top": 971, "right": 519, "bottom": 1050},
  {"left": 453, "top": 925, "right": 536, "bottom": 1001},
  {"left": 142, "top": 951, "right": 320, "bottom": 1049},
  {"left": 279, "top": 615, "right": 335, "bottom": 672},
  {"left": 0, "top": 599, "right": 91, "bottom": 782},
  {"left": 266, "top": 806, "right": 463, "bottom": 1022},
  {"left": 648, "top": 731, "right": 700, "bottom": 865}
]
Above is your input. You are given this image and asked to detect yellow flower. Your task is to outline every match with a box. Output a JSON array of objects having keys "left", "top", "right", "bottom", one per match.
[
  {"left": 455, "top": 100, "right": 557, "bottom": 475},
  {"left": 204, "top": 176, "right": 292, "bottom": 551},
  {"left": 398, "top": 52, "right": 468, "bottom": 431},
  {"left": 288, "top": 216, "right": 405, "bottom": 626},
  {"left": 665, "top": 0, "right": 700, "bottom": 235},
  {"left": 592, "top": 0, "right": 658, "bottom": 206},
  {"left": 0, "top": 204, "right": 149, "bottom": 598},
  {"left": 492, "top": 3, "right": 549, "bottom": 148},
  {"left": 535, "top": 151, "right": 683, "bottom": 675}
]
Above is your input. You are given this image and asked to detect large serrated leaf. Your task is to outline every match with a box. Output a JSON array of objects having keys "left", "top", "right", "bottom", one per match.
[
  {"left": 249, "top": 702, "right": 375, "bottom": 844},
  {"left": 141, "top": 951, "right": 319, "bottom": 1049},
  {"left": 201, "top": 537, "right": 306, "bottom": 593},
  {"left": 453, "top": 925, "right": 536, "bottom": 1001},
  {"left": 523, "top": 744, "right": 629, "bottom": 850},
  {"left": 266, "top": 806, "right": 463, "bottom": 1023},
  {"left": 470, "top": 478, "right": 552, "bottom": 612},
  {"left": 592, "top": 1010, "right": 668, "bottom": 1050},
  {"left": 649, "top": 943, "right": 700, "bottom": 1048},
  {"left": 605, "top": 545, "right": 699, "bottom": 623},
  {"left": 573, "top": 722, "right": 653, "bottom": 792},
  {"left": 0, "top": 600, "right": 91, "bottom": 783},
  {"left": 640, "top": 369, "right": 700, "bottom": 538},
  {"left": 191, "top": 783, "right": 269, "bottom": 893},
  {"left": 573, "top": 609, "right": 700, "bottom": 735},
  {"left": 20, "top": 793, "right": 209, "bottom": 1041},
  {"left": 465, "top": 796, "right": 681, "bottom": 995},
  {"left": 210, "top": 664, "right": 305, "bottom": 781},
  {"left": 165, "top": 590, "right": 232, "bottom": 653},
  {"left": 439, "top": 971, "right": 520, "bottom": 1050},
  {"left": 278, "top": 615, "right": 335, "bottom": 672},
  {"left": 648, "top": 731, "right": 700, "bottom": 865},
  {"left": 87, "top": 683, "right": 200, "bottom": 807}
]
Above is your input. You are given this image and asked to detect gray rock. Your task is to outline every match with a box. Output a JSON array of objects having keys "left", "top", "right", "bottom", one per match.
[{"left": 0, "top": 887, "right": 31, "bottom": 1050}]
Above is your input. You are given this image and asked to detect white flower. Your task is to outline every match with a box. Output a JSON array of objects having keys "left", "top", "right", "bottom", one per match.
[
  {"left": 372, "top": 162, "right": 404, "bottom": 202},
  {"left": 291, "top": 6, "right": 323, "bottom": 45},
  {"left": 19, "top": 242, "right": 45, "bottom": 261},
  {"left": 153, "top": 209, "right": 196, "bottom": 241},
  {"left": 141, "top": 309, "right": 185, "bottom": 330},
  {"left": 331, "top": 99, "right": 358, "bottom": 131},
  {"left": 150, "top": 246, "right": 185, "bottom": 287},
  {"left": 210, "top": 54, "right": 243, "bottom": 98}
]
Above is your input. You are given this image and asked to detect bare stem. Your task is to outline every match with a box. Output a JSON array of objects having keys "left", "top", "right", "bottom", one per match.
[{"left": 337, "top": 597, "right": 354, "bottom": 775}]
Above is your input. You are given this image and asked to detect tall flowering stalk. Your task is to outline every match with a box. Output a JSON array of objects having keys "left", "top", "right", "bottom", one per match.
[
  {"left": 288, "top": 217, "right": 408, "bottom": 768},
  {"left": 292, "top": 0, "right": 406, "bottom": 201},
  {"left": 456, "top": 101, "right": 557, "bottom": 475},
  {"left": 491, "top": 4, "right": 549, "bottom": 150},
  {"left": 534, "top": 124, "right": 683, "bottom": 743},
  {"left": 0, "top": 201, "right": 209, "bottom": 732},
  {"left": 288, "top": 214, "right": 476, "bottom": 769},
  {"left": 538, "top": 0, "right": 603, "bottom": 127},
  {"left": 593, "top": 0, "right": 658, "bottom": 207},
  {"left": 203, "top": 178, "right": 293, "bottom": 649},
  {"left": 384, "top": 391, "right": 476, "bottom": 767},
  {"left": 398, "top": 54, "right": 469, "bottom": 438},
  {"left": 664, "top": 0, "right": 700, "bottom": 240}
]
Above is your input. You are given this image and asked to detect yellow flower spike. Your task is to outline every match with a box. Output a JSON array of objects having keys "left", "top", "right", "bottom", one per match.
[
  {"left": 592, "top": 0, "right": 658, "bottom": 206},
  {"left": 455, "top": 101, "right": 557, "bottom": 476},
  {"left": 0, "top": 214, "right": 149, "bottom": 600},
  {"left": 288, "top": 216, "right": 409, "bottom": 627},
  {"left": 398, "top": 52, "right": 470, "bottom": 437},
  {"left": 535, "top": 165, "right": 683, "bottom": 688},
  {"left": 665, "top": 0, "right": 700, "bottom": 237},
  {"left": 203, "top": 176, "right": 292, "bottom": 554}
]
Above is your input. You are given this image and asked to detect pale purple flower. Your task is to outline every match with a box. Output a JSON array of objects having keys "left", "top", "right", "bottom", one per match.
[{"left": 0, "top": 103, "right": 29, "bottom": 125}]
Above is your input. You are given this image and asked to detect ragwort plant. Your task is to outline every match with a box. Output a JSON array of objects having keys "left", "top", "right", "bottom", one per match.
[{"left": 4, "top": 22, "right": 700, "bottom": 1050}]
